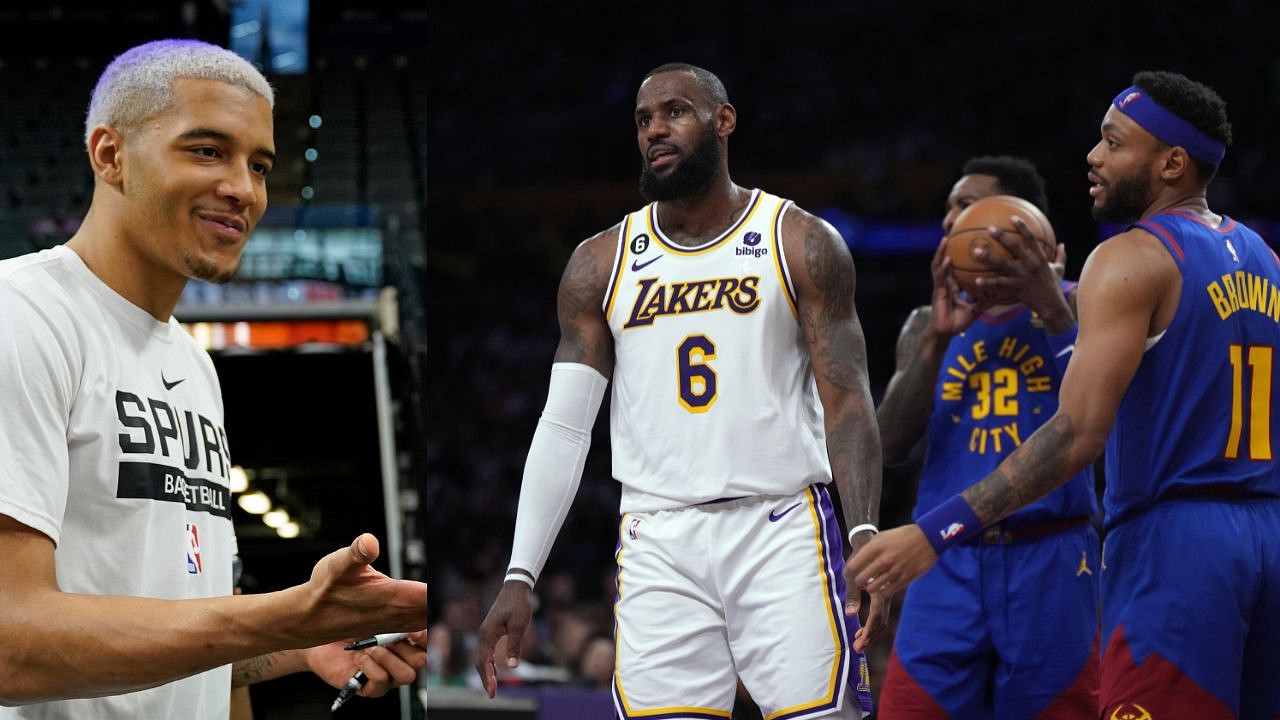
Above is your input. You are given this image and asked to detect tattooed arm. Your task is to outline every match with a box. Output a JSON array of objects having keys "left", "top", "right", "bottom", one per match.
[
  {"left": 782, "top": 206, "right": 882, "bottom": 545},
  {"left": 876, "top": 306, "right": 935, "bottom": 466},
  {"left": 232, "top": 632, "right": 427, "bottom": 696},
  {"left": 850, "top": 228, "right": 1179, "bottom": 597},
  {"left": 231, "top": 652, "right": 298, "bottom": 687},
  {"left": 961, "top": 230, "right": 1175, "bottom": 522},
  {"left": 550, "top": 227, "right": 620, "bottom": 373},
  {"left": 878, "top": 238, "right": 985, "bottom": 465},
  {"left": 781, "top": 206, "right": 887, "bottom": 649},
  {"left": 475, "top": 225, "right": 618, "bottom": 698}
]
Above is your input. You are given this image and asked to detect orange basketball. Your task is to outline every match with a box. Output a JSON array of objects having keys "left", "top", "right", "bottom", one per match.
[{"left": 945, "top": 195, "right": 1056, "bottom": 305}]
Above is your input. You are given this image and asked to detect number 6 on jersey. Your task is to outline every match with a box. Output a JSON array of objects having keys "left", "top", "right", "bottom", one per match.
[{"left": 677, "top": 335, "right": 717, "bottom": 413}]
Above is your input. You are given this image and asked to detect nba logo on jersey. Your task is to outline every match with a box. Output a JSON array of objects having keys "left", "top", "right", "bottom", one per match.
[
  {"left": 186, "top": 522, "right": 203, "bottom": 575},
  {"left": 629, "top": 517, "right": 642, "bottom": 540}
]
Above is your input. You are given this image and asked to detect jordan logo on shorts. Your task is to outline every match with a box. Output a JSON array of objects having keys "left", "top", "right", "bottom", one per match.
[{"left": 1076, "top": 551, "right": 1092, "bottom": 576}]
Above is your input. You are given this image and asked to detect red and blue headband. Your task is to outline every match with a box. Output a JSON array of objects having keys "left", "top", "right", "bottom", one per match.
[{"left": 1112, "top": 86, "right": 1226, "bottom": 166}]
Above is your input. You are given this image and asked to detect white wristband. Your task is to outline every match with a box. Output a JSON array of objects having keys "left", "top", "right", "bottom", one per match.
[
  {"left": 504, "top": 571, "right": 535, "bottom": 589},
  {"left": 848, "top": 524, "right": 879, "bottom": 544}
]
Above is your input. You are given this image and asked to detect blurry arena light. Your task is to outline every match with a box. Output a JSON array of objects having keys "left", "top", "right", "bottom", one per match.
[
  {"left": 229, "top": 466, "right": 249, "bottom": 493},
  {"left": 308, "top": 114, "right": 322, "bottom": 129},
  {"left": 237, "top": 491, "right": 271, "bottom": 515},
  {"left": 304, "top": 148, "right": 318, "bottom": 162},
  {"left": 277, "top": 522, "right": 300, "bottom": 539},
  {"left": 263, "top": 509, "right": 290, "bottom": 529},
  {"left": 301, "top": 186, "right": 314, "bottom": 200},
  {"left": 190, "top": 322, "right": 213, "bottom": 350}
]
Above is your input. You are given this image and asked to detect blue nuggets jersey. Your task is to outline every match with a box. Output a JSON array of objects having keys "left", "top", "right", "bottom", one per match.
[
  {"left": 916, "top": 296, "right": 1097, "bottom": 525},
  {"left": 1105, "top": 211, "right": 1280, "bottom": 526}
]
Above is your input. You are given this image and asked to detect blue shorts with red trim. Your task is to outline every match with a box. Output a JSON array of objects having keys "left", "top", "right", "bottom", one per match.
[
  {"left": 881, "top": 523, "right": 1099, "bottom": 719},
  {"left": 1100, "top": 497, "right": 1280, "bottom": 719}
]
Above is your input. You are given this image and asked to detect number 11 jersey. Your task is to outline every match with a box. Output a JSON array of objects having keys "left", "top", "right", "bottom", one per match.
[
  {"left": 603, "top": 189, "right": 831, "bottom": 513},
  {"left": 1106, "top": 211, "right": 1280, "bottom": 528}
]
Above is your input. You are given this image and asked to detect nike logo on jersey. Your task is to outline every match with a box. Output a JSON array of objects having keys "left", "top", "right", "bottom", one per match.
[
  {"left": 631, "top": 255, "right": 663, "bottom": 272},
  {"left": 769, "top": 502, "right": 802, "bottom": 522},
  {"left": 162, "top": 373, "right": 185, "bottom": 391}
]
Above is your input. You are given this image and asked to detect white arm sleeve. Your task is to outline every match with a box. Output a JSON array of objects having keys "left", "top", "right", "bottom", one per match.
[{"left": 506, "top": 362, "right": 609, "bottom": 587}]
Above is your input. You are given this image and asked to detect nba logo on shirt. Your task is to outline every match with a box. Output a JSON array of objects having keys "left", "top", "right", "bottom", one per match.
[{"left": 186, "top": 522, "right": 204, "bottom": 575}]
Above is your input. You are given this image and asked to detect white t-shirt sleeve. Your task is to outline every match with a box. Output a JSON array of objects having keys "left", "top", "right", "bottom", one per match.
[{"left": 0, "top": 282, "right": 77, "bottom": 544}]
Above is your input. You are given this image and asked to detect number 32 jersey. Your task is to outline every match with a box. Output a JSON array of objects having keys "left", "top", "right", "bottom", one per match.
[
  {"left": 603, "top": 189, "right": 831, "bottom": 513},
  {"left": 915, "top": 288, "right": 1097, "bottom": 526}
]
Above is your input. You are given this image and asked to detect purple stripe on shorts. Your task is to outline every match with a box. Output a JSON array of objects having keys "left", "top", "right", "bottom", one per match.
[
  {"left": 783, "top": 484, "right": 872, "bottom": 719},
  {"left": 760, "top": 485, "right": 848, "bottom": 720}
]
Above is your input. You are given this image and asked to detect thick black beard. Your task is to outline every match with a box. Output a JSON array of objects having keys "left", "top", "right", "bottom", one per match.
[
  {"left": 638, "top": 122, "right": 720, "bottom": 202},
  {"left": 1091, "top": 170, "right": 1152, "bottom": 223}
]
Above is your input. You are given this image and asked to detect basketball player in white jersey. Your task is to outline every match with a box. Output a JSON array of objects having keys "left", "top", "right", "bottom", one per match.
[
  {"left": 0, "top": 41, "right": 425, "bottom": 718},
  {"left": 475, "top": 63, "right": 884, "bottom": 719}
]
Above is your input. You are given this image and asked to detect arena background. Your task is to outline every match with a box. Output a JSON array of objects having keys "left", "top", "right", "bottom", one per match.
[
  {"left": 0, "top": 2, "right": 426, "bottom": 718},
  {"left": 424, "top": 2, "right": 1280, "bottom": 718}
]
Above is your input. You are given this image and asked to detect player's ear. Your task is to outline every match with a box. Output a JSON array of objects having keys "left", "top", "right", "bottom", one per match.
[
  {"left": 1160, "top": 146, "right": 1190, "bottom": 184},
  {"left": 87, "top": 125, "right": 126, "bottom": 189},
  {"left": 716, "top": 103, "right": 737, "bottom": 138}
]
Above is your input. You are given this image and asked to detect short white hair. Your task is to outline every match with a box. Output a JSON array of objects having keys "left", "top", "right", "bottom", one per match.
[{"left": 85, "top": 39, "right": 275, "bottom": 149}]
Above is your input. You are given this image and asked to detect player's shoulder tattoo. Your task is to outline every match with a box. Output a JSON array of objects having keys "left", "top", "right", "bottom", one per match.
[
  {"left": 557, "top": 223, "right": 621, "bottom": 322},
  {"left": 896, "top": 305, "right": 932, "bottom": 365},
  {"left": 782, "top": 205, "right": 854, "bottom": 306}
]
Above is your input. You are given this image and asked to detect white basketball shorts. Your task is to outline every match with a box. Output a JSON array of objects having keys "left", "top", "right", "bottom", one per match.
[{"left": 611, "top": 484, "right": 873, "bottom": 719}]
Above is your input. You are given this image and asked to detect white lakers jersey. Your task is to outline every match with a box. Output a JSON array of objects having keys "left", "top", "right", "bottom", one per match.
[{"left": 604, "top": 189, "right": 831, "bottom": 512}]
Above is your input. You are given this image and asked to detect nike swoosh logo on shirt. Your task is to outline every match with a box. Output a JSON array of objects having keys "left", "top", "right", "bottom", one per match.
[
  {"left": 768, "top": 502, "right": 802, "bottom": 522},
  {"left": 631, "top": 255, "right": 663, "bottom": 272},
  {"left": 162, "top": 374, "right": 185, "bottom": 391}
]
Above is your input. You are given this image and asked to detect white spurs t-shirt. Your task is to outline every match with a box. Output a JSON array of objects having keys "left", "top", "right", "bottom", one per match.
[{"left": 0, "top": 246, "right": 235, "bottom": 720}]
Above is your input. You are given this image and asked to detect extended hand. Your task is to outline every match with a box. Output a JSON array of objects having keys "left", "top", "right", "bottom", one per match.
[
  {"left": 306, "top": 631, "right": 428, "bottom": 698},
  {"left": 474, "top": 581, "right": 533, "bottom": 699},
  {"left": 844, "top": 531, "right": 890, "bottom": 652},
  {"left": 930, "top": 237, "right": 985, "bottom": 337},
  {"left": 971, "top": 217, "right": 1074, "bottom": 333},
  {"left": 848, "top": 525, "right": 938, "bottom": 600},
  {"left": 300, "top": 534, "right": 428, "bottom": 643},
  {"left": 852, "top": 593, "right": 889, "bottom": 653}
]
